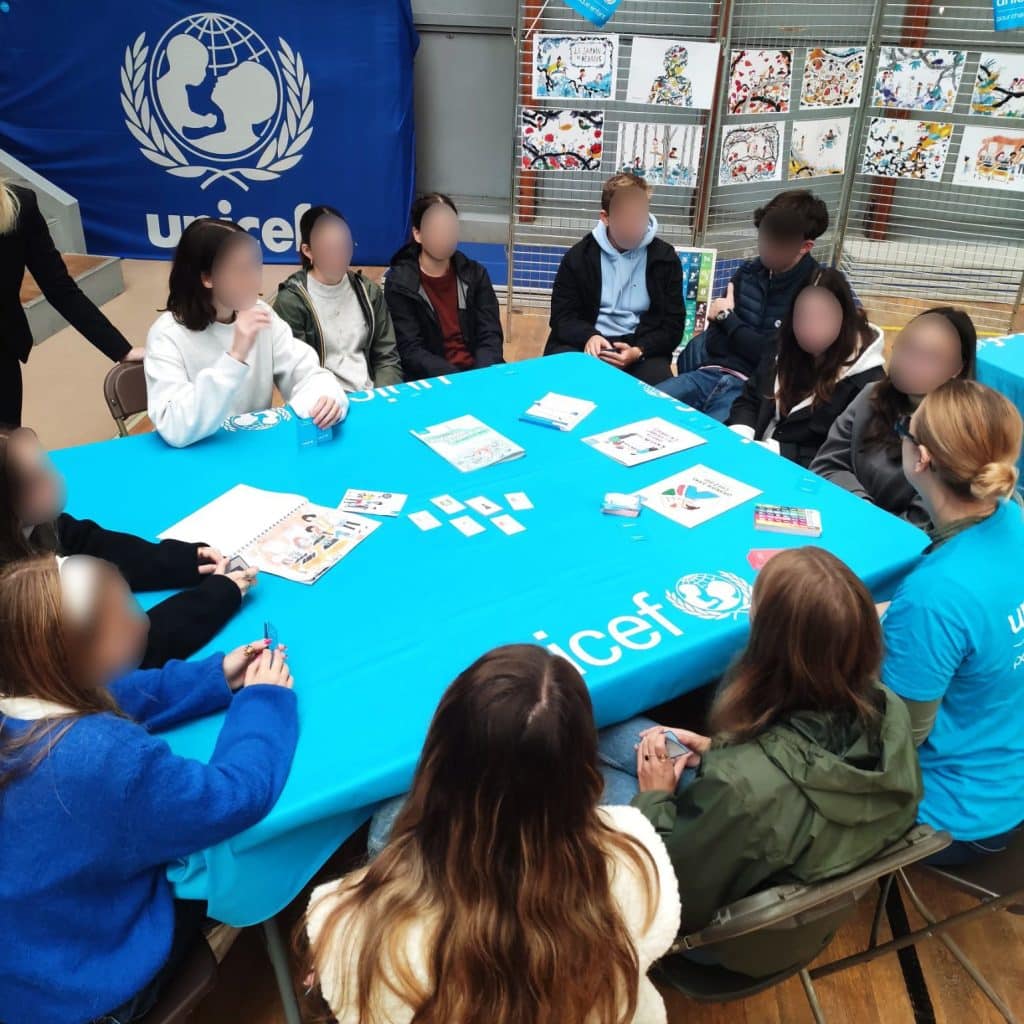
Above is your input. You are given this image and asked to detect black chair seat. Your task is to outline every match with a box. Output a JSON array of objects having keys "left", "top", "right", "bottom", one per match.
[
  {"left": 138, "top": 940, "right": 217, "bottom": 1024},
  {"left": 924, "top": 827, "right": 1024, "bottom": 912},
  {"left": 654, "top": 951, "right": 810, "bottom": 1002}
]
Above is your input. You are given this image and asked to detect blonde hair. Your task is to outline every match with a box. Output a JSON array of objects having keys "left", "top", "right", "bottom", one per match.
[
  {"left": 915, "top": 379, "right": 1022, "bottom": 502},
  {"left": 601, "top": 172, "right": 652, "bottom": 212},
  {"left": 0, "top": 180, "right": 21, "bottom": 236}
]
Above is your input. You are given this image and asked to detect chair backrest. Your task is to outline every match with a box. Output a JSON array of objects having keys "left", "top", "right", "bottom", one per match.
[
  {"left": 103, "top": 361, "right": 148, "bottom": 437},
  {"left": 676, "top": 824, "right": 951, "bottom": 952}
]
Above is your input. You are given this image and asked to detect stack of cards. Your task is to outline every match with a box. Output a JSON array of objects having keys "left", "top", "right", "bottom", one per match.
[
  {"left": 520, "top": 392, "right": 597, "bottom": 431},
  {"left": 602, "top": 492, "right": 642, "bottom": 518}
]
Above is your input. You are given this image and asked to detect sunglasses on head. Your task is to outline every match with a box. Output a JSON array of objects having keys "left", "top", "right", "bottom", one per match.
[{"left": 894, "top": 416, "right": 920, "bottom": 446}]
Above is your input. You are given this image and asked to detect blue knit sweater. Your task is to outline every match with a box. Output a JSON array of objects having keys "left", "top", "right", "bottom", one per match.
[{"left": 0, "top": 654, "right": 298, "bottom": 1024}]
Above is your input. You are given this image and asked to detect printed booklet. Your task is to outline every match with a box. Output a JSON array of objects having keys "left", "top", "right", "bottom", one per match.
[
  {"left": 635, "top": 465, "right": 762, "bottom": 528},
  {"left": 411, "top": 415, "right": 525, "bottom": 472},
  {"left": 583, "top": 416, "right": 706, "bottom": 466}
]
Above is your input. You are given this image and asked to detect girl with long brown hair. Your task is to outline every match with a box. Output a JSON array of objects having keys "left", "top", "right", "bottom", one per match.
[
  {"left": 882, "top": 379, "right": 1024, "bottom": 864},
  {"left": 303, "top": 643, "right": 680, "bottom": 1024},
  {"left": 599, "top": 547, "right": 920, "bottom": 979},
  {"left": 728, "top": 267, "right": 885, "bottom": 466},
  {"left": 0, "top": 554, "right": 298, "bottom": 1023}
]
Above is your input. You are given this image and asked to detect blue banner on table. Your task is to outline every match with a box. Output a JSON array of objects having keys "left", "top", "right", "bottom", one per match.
[
  {"left": 561, "top": 0, "right": 623, "bottom": 28},
  {"left": 994, "top": 0, "right": 1024, "bottom": 30},
  {"left": 0, "top": 2, "right": 418, "bottom": 264}
]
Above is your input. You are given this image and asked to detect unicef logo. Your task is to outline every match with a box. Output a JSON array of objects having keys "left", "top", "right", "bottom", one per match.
[
  {"left": 666, "top": 572, "right": 752, "bottom": 621},
  {"left": 122, "top": 13, "right": 313, "bottom": 190},
  {"left": 223, "top": 408, "right": 293, "bottom": 432}
]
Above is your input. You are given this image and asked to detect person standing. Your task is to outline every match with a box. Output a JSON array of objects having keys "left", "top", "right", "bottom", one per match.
[{"left": 0, "top": 181, "right": 142, "bottom": 426}]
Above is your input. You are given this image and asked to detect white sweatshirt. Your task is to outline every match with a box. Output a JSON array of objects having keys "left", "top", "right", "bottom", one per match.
[
  {"left": 306, "top": 805, "right": 681, "bottom": 1024},
  {"left": 144, "top": 301, "right": 348, "bottom": 448}
]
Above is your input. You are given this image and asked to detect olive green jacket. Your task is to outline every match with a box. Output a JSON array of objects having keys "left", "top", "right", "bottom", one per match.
[
  {"left": 634, "top": 686, "right": 922, "bottom": 977},
  {"left": 272, "top": 269, "right": 403, "bottom": 388}
]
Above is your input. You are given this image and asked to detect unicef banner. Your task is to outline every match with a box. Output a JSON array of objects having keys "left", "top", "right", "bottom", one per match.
[{"left": 0, "top": 2, "right": 418, "bottom": 264}]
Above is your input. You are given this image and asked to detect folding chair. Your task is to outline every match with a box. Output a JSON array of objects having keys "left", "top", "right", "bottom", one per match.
[
  {"left": 655, "top": 824, "right": 951, "bottom": 1024},
  {"left": 137, "top": 940, "right": 217, "bottom": 1024},
  {"left": 102, "top": 361, "right": 148, "bottom": 437}
]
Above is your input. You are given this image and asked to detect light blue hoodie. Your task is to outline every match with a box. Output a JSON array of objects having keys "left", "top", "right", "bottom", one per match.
[{"left": 592, "top": 214, "right": 658, "bottom": 339}]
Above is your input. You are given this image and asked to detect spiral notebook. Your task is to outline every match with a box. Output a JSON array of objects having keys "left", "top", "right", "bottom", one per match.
[{"left": 158, "top": 484, "right": 379, "bottom": 585}]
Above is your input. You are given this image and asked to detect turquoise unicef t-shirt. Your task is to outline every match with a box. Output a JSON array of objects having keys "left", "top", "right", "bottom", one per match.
[{"left": 882, "top": 499, "right": 1024, "bottom": 840}]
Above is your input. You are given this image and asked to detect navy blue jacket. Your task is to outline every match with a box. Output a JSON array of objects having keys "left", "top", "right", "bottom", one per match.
[{"left": 703, "top": 253, "right": 820, "bottom": 377}]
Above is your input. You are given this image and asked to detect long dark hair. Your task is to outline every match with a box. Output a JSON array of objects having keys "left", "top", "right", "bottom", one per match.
[
  {"left": 0, "top": 427, "right": 55, "bottom": 566},
  {"left": 302, "top": 643, "right": 658, "bottom": 1024},
  {"left": 709, "top": 548, "right": 883, "bottom": 745},
  {"left": 863, "top": 307, "right": 977, "bottom": 455},
  {"left": 165, "top": 218, "right": 249, "bottom": 331},
  {"left": 775, "top": 268, "right": 874, "bottom": 417},
  {"left": 298, "top": 204, "right": 347, "bottom": 271}
]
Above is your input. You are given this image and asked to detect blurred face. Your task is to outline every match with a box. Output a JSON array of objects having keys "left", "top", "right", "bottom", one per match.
[
  {"left": 888, "top": 314, "right": 964, "bottom": 399},
  {"left": 792, "top": 287, "right": 843, "bottom": 357},
  {"left": 758, "top": 229, "right": 812, "bottom": 274},
  {"left": 10, "top": 431, "right": 64, "bottom": 527},
  {"left": 303, "top": 215, "right": 353, "bottom": 282},
  {"left": 81, "top": 572, "right": 149, "bottom": 687},
  {"left": 202, "top": 234, "right": 262, "bottom": 312},
  {"left": 414, "top": 204, "right": 459, "bottom": 262},
  {"left": 601, "top": 190, "right": 650, "bottom": 251}
]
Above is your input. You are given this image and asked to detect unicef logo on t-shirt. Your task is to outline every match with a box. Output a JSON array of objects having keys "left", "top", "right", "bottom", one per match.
[
  {"left": 121, "top": 13, "right": 313, "bottom": 189},
  {"left": 223, "top": 408, "right": 293, "bottom": 432},
  {"left": 667, "top": 571, "right": 752, "bottom": 621}
]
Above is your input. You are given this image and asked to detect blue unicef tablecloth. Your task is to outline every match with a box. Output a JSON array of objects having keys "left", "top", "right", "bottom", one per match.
[
  {"left": 978, "top": 334, "right": 1024, "bottom": 449},
  {"left": 52, "top": 354, "right": 926, "bottom": 926}
]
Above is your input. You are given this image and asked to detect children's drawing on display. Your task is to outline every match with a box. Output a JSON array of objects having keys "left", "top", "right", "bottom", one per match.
[
  {"left": 532, "top": 33, "right": 618, "bottom": 101},
  {"left": 862, "top": 117, "right": 953, "bottom": 182},
  {"left": 788, "top": 117, "right": 850, "bottom": 178},
  {"left": 521, "top": 108, "right": 604, "bottom": 171},
  {"left": 728, "top": 50, "right": 793, "bottom": 114},
  {"left": 971, "top": 52, "right": 1024, "bottom": 119},
  {"left": 718, "top": 122, "right": 782, "bottom": 185},
  {"left": 872, "top": 48, "right": 966, "bottom": 114},
  {"left": 616, "top": 122, "right": 703, "bottom": 186},
  {"left": 952, "top": 125, "right": 1024, "bottom": 192},
  {"left": 625, "top": 37, "right": 720, "bottom": 109},
  {"left": 800, "top": 47, "right": 866, "bottom": 109}
]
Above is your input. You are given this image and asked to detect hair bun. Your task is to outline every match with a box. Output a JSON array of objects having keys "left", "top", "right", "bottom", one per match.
[{"left": 971, "top": 461, "right": 1019, "bottom": 501}]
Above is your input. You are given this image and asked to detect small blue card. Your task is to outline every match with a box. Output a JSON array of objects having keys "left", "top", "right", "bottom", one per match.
[{"left": 561, "top": 0, "right": 622, "bottom": 27}]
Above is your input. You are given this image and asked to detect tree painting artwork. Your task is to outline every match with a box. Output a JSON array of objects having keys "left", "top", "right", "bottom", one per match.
[
  {"left": 532, "top": 33, "right": 618, "bottom": 101},
  {"left": 872, "top": 47, "right": 966, "bottom": 114},
  {"left": 971, "top": 52, "right": 1024, "bottom": 118},
  {"left": 800, "top": 47, "right": 866, "bottom": 109},
  {"left": 521, "top": 108, "right": 604, "bottom": 171},
  {"left": 616, "top": 122, "right": 703, "bottom": 186},
  {"left": 788, "top": 117, "right": 851, "bottom": 178},
  {"left": 953, "top": 125, "right": 1024, "bottom": 192},
  {"left": 861, "top": 117, "right": 953, "bottom": 182},
  {"left": 728, "top": 50, "right": 793, "bottom": 115},
  {"left": 718, "top": 122, "right": 782, "bottom": 185}
]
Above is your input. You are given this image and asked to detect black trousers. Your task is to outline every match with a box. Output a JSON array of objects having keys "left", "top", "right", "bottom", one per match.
[
  {"left": 0, "top": 351, "right": 23, "bottom": 427},
  {"left": 545, "top": 341, "right": 672, "bottom": 386}
]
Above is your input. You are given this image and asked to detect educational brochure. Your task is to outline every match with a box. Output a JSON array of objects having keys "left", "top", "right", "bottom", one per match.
[
  {"left": 583, "top": 417, "right": 706, "bottom": 467},
  {"left": 159, "top": 484, "right": 379, "bottom": 585},
  {"left": 520, "top": 392, "right": 597, "bottom": 431},
  {"left": 411, "top": 415, "right": 525, "bottom": 473},
  {"left": 635, "top": 465, "right": 762, "bottom": 528}
]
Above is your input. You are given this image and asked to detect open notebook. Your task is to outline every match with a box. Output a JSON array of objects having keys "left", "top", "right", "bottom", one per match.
[{"left": 159, "top": 484, "right": 379, "bottom": 585}]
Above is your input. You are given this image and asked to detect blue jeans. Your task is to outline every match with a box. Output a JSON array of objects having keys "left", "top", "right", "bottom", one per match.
[
  {"left": 657, "top": 368, "right": 745, "bottom": 423},
  {"left": 924, "top": 824, "right": 1022, "bottom": 866}
]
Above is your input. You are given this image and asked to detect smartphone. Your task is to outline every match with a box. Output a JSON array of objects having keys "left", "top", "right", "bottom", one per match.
[
  {"left": 225, "top": 555, "right": 249, "bottom": 574},
  {"left": 663, "top": 731, "right": 692, "bottom": 760}
]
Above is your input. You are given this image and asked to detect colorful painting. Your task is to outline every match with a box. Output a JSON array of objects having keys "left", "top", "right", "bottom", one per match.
[
  {"left": 872, "top": 47, "right": 966, "bottom": 113},
  {"left": 676, "top": 247, "right": 716, "bottom": 342},
  {"left": 532, "top": 32, "right": 618, "bottom": 101},
  {"left": 862, "top": 117, "right": 953, "bottom": 182},
  {"left": 788, "top": 117, "right": 851, "bottom": 178},
  {"left": 728, "top": 49, "right": 793, "bottom": 115},
  {"left": 800, "top": 47, "right": 866, "bottom": 109},
  {"left": 616, "top": 122, "right": 703, "bottom": 186},
  {"left": 718, "top": 122, "right": 782, "bottom": 185},
  {"left": 521, "top": 108, "right": 604, "bottom": 171},
  {"left": 953, "top": 125, "right": 1024, "bottom": 192},
  {"left": 971, "top": 52, "right": 1024, "bottom": 118},
  {"left": 625, "top": 36, "right": 720, "bottom": 110}
]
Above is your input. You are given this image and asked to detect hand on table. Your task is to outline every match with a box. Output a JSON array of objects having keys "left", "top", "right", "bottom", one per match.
[
  {"left": 600, "top": 342, "right": 643, "bottom": 369},
  {"left": 223, "top": 638, "right": 272, "bottom": 691},
  {"left": 229, "top": 306, "right": 272, "bottom": 363},
  {"left": 197, "top": 546, "right": 225, "bottom": 574},
  {"left": 225, "top": 567, "right": 258, "bottom": 597},
  {"left": 244, "top": 644, "right": 293, "bottom": 690},
  {"left": 585, "top": 334, "right": 611, "bottom": 357},
  {"left": 309, "top": 395, "right": 343, "bottom": 429}
]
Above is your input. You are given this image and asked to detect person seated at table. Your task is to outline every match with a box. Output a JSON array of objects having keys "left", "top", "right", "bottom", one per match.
[
  {"left": 0, "top": 553, "right": 297, "bottom": 1023},
  {"left": 384, "top": 193, "right": 504, "bottom": 380},
  {"left": 658, "top": 189, "right": 828, "bottom": 420},
  {"left": 727, "top": 267, "right": 885, "bottom": 467},
  {"left": 598, "top": 547, "right": 921, "bottom": 979},
  {"left": 544, "top": 172, "right": 684, "bottom": 386},
  {"left": 0, "top": 425, "right": 255, "bottom": 668},
  {"left": 811, "top": 307, "right": 976, "bottom": 529},
  {"left": 304, "top": 644, "right": 681, "bottom": 1024},
  {"left": 273, "top": 204, "right": 403, "bottom": 392},
  {"left": 882, "top": 379, "right": 1024, "bottom": 865},
  {"left": 145, "top": 218, "right": 347, "bottom": 448}
]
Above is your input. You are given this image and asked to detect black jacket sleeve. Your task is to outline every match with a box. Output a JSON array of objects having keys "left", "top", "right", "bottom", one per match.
[
  {"left": 139, "top": 574, "right": 242, "bottom": 669},
  {"left": 548, "top": 250, "right": 597, "bottom": 350},
  {"left": 717, "top": 270, "right": 775, "bottom": 371},
  {"left": 469, "top": 266, "right": 504, "bottom": 368},
  {"left": 384, "top": 281, "right": 456, "bottom": 379},
  {"left": 809, "top": 401, "right": 867, "bottom": 498},
  {"left": 726, "top": 360, "right": 769, "bottom": 432},
  {"left": 56, "top": 513, "right": 205, "bottom": 591},
  {"left": 21, "top": 191, "right": 131, "bottom": 362},
  {"left": 633, "top": 249, "right": 685, "bottom": 358}
]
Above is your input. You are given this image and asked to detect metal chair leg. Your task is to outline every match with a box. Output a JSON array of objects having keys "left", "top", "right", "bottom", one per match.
[
  {"left": 869, "top": 874, "right": 895, "bottom": 949},
  {"left": 262, "top": 915, "right": 302, "bottom": 1024},
  {"left": 898, "top": 869, "right": 1019, "bottom": 1024},
  {"left": 799, "top": 968, "right": 828, "bottom": 1024}
]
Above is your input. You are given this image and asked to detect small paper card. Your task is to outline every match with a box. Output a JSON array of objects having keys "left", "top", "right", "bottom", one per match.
[
  {"left": 466, "top": 496, "right": 502, "bottom": 516},
  {"left": 520, "top": 392, "right": 597, "bottom": 431},
  {"left": 431, "top": 494, "right": 465, "bottom": 514},
  {"left": 450, "top": 515, "right": 486, "bottom": 537},
  {"left": 409, "top": 510, "right": 443, "bottom": 531},
  {"left": 584, "top": 417, "right": 706, "bottom": 467},
  {"left": 493, "top": 514, "right": 526, "bottom": 535},
  {"left": 339, "top": 489, "right": 407, "bottom": 517},
  {"left": 505, "top": 491, "right": 534, "bottom": 511}
]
